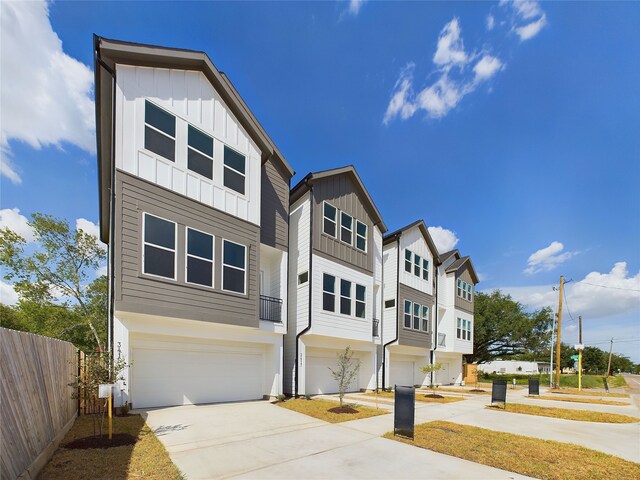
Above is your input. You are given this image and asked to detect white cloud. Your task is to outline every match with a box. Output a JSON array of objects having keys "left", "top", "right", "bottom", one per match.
[
  {"left": 524, "top": 241, "right": 577, "bottom": 275},
  {"left": 383, "top": 63, "right": 417, "bottom": 124},
  {"left": 515, "top": 14, "right": 547, "bottom": 41},
  {"left": 433, "top": 18, "right": 468, "bottom": 68},
  {"left": 486, "top": 14, "right": 495, "bottom": 31},
  {"left": 0, "top": 208, "right": 34, "bottom": 242},
  {"left": 428, "top": 226, "right": 459, "bottom": 253},
  {"left": 510, "top": 0, "right": 543, "bottom": 20},
  {"left": 0, "top": 1, "right": 95, "bottom": 184},
  {"left": 473, "top": 54, "right": 504, "bottom": 81},
  {"left": 0, "top": 281, "right": 19, "bottom": 306},
  {"left": 347, "top": 0, "right": 366, "bottom": 16},
  {"left": 76, "top": 218, "right": 100, "bottom": 241},
  {"left": 501, "top": 0, "right": 547, "bottom": 41}
]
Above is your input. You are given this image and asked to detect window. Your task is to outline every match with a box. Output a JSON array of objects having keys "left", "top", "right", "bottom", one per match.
[
  {"left": 404, "top": 300, "right": 411, "bottom": 328},
  {"left": 466, "top": 319, "right": 472, "bottom": 340},
  {"left": 355, "top": 221, "right": 367, "bottom": 252},
  {"left": 145, "top": 101, "right": 175, "bottom": 161},
  {"left": 412, "top": 303, "right": 420, "bottom": 330},
  {"left": 457, "top": 279, "right": 473, "bottom": 301},
  {"left": 187, "top": 126, "right": 213, "bottom": 179},
  {"left": 186, "top": 228, "right": 213, "bottom": 287},
  {"left": 222, "top": 240, "right": 246, "bottom": 293},
  {"left": 298, "top": 271, "right": 309, "bottom": 285},
  {"left": 457, "top": 318, "right": 462, "bottom": 339},
  {"left": 323, "top": 274, "right": 336, "bottom": 312},
  {"left": 223, "top": 146, "right": 246, "bottom": 195},
  {"left": 457, "top": 279, "right": 463, "bottom": 298},
  {"left": 355, "top": 284, "right": 366, "bottom": 318},
  {"left": 340, "top": 279, "right": 352, "bottom": 315},
  {"left": 142, "top": 213, "right": 176, "bottom": 279},
  {"left": 340, "top": 212, "right": 353, "bottom": 245},
  {"left": 422, "top": 306, "right": 429, "bottom": 332},
  {"left": 467, "top": 283, "right": 473, "bottom": 301},
  {"left": 384, "top": 299, "right": 396, "bottom": 309},
  {"left": 405, "top": 250, "right": 412, "bottom": 273},
  {"left": 414, "top": 254, "right": 421, "bottom": 277},
  {"left": 323, "top": 203, "right": 337, "bottom": 237},
  {"left": 422, "top": 259, "right": 429, "bottom": 281}
]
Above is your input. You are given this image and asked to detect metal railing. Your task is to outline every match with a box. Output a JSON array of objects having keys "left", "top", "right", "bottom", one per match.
[
  {"left": 438, "top": 332, "right": 446, "bottom": 347},
  {"left": 260, "top": 295, "right": 282, "bottom": 322},
  {"left": 373, "top": 319, "right": 380, "bottom": 337}
]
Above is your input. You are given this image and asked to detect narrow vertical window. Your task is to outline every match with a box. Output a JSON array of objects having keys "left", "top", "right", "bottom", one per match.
[
  {"left": 467, "top": 320, "right": 472, "bottom": 340},
  {"left": 223, "top": 146, "right": 246, "bottom": 195},
  {"left": 186, "top": 228, "right": 213, "bottom": 287},
  {"left": 142, "top": 213, "right": 176, "bottom": 279},
  {"left": 413, "top": 303, "right": 420, "bottom": 330},
  {"left": 187, "top": 126, "right": 213, "bottom": 179},
  {"left": 457, "top": 318, "right": 462, "bottom": 339},
  {"left": 340, "top": 279, "right": 352, "bottom": 315},
  {"left": 323, "top": 274, "right": 336, "bottom": 312},
  {"left": 422, "top": 305, "right": 429, "bottom": 332},
  {"left": 355, "top": 284, "right": 366, "bottom": 318},
  {"left": 145, "top": 101, "right": 176, "bottom": 161},
  {"left": 405, "top": 250, "right": 412, "bottom": 273},
  {"left": 414, "top": 254, "right": 421, "bottom": 277},
  {"left": 467, "top": 283, "right": 473, "bottom": 301},
  {"left": 340, "top": 212, "right": 353, "bottom": 245},
  {"left": 355, "top": 221, "right": 367, "bottom": 252},
  {"left": 457, "top": 279, "right": 463, "bottom": 297},
  {"left": 422, "top": 259, "right": 429, "bottom": 281},
  {"left": 323, "top": 203, "right": 337, "bottom": 237},
  {"left": 222, "top": 240, "right": 246, "bottom": 294},
  {"left": 404, "top": 300, "right": 412, "bottom": 328}
]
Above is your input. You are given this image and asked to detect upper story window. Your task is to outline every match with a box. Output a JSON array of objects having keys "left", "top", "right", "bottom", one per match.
[
  {"left": 340, "top": 212, "right": 353, "bottom": 245},
  {"left": 340, "top": 279, "right": 352, "bottom": 315},
  {"left": 404, "top": 300, "right": 411, "bottom": 328},
  {"left": 298, "top": 271, "right": 309, "bottom": 285},
  {"left": 187, "top": 126, "right": 214, "bottom": 179},
  {"left": 457, "top": 279, "right": 473, "bottom": 301},
  {"left": 222, "top": 240, "right": 246, "bottom": 294},
  {"left": 403, "top": 299, "right": 429, "bottom": 332},
  {"left": 405, "top": 250, "right": 412, "bottom": 273},
  {"left": 355, "top": 284, "right": 366, "bottom": 318},
  {"left": 145, "top": 101, "right": 176, "bottom": 162},
  {"left": 355, "top": 221, "right": 367, "bottom": 252},
  {"left": 323, "top": 202, "right": 337, "bottom": 237},
  {"left": 142, "top": 213, "right": 176, "bottom": 280},
  {"left": 413, "top": 303, "right": 421, "bottom": 330},
  {"left": 384, "top": 299, "right": 396, "bottom": 309},
  {"left": 414, "top": 254, "right": 421, "bottom": 277},
  {"left": 457, "top": 318, "right": 472, "bottom": 340},
  {"left": 186, "top": 228, "right": 214, "bottom": 287},
  {"left": 323, "top": 273, "right": 336, "bottom": 312},
  {"left": 223, "top": 146, "right": 246, "bottom": 195},
  {"left": 422, "top": 259, "right": 429, "bottom": 281},
  {"left": 422, "top": 305, "right": 429, "bottom": 332},
  {"left": 405, "top": 249, "right": 429, "bottom": 282}
]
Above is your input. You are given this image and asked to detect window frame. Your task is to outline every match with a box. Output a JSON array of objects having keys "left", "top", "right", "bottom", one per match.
[
  {"left": 298, "top": 271, "right": 309, "bottom": 285},
  {"left": 422, "top": 259, "right": 429, "bottom": 281},
  {"left": 355, "top": 284, "right": 366, "bottom": 319},
  {"left": 141, "top": 212, "right": 177, "bottom": 281},
  {"left": 414, "top": 254, "right": 421, "bottom": 277},
  {"left": 185, "top": 226, "right": 214, "bottom": 288},
  {"left": 457, "top": 317, "right": 462, "bottom": 339},
  {"left": 144, "top": 100, "right": 176, "bottom": 162},
  {"left": 223, "top": 145, "right": 247, "bottom": 196},
  {"left": 355, "top": 220, "right": 367, "bottom": 253},
  {"left": 404, "top": 250, "right": 412, "bottom": 273},
  {"left": 340, "top": 279, "right": 352, "bottom": 316},
  {"left": 421, "top": 305, "right": 429, "bottom": 332},
  {"left": 186, "top": 124, "right": 214, "bottom": 180},
  {"left": 221, "top": 239, "right": 247, "bottom": 295},
  {"left": 404, "top": 300, "right": 412, "bottom": 329},
  {"left": 322, "top": 273, "right": 336, "bottom": 312},
  {"left": 384, "top": 299, "right": 396, "bottom": 309},
  {"left": 322, "top": 202, "right": 337, "bottom": 238},
  {"left": 340, "top": 211, "right": 353, "bottom": 246}
]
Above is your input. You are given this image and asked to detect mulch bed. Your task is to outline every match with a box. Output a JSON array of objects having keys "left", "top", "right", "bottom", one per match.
[
  {"left": 423, "top": 394, "right": 445, "bottom": 399},
  {"left": 328, "top": 406, "right": 359, "bottom": 414},
  {"left": 469, "top": 389, "right": 486, "bottom": 393},
  {"left": 64, "top": 433, "right": 137, "bottom": 450}
]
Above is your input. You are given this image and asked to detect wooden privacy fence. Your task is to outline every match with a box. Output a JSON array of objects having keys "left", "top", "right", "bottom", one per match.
[
  {"left": 77, "top": 350, "right": 107, "bottom": 416},
  {"left": 0, "top": 328, "right": 78, "bottom": 480}
]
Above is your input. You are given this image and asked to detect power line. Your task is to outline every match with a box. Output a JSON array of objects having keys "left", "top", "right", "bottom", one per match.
[
  {"left": 562, "top": 287, "right": 576, "bottom": 323},
  {"left": 579, "top": 282, "right": 640, "bottom": 293}
]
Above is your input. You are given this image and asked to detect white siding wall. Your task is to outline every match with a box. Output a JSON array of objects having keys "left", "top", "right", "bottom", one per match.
[
  {"left": 452, "top": 309, "right": 474, "bottom": 355},
  {"left": 372, "top": 227, "right": 384, "bottom": 345},
  {"left": 399, "top": 226, "right": 435, "bottom": 295},
  {"left": 382, "top": 243, "right": 398, "bottom": 346},
  {"left": 115, "top": 65, "right": 261, "bottom": 225}
]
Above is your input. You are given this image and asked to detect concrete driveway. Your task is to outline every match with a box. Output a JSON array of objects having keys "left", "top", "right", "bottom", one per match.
[{"left": 141, "top": 401, "right": 529, "bottom": 479}]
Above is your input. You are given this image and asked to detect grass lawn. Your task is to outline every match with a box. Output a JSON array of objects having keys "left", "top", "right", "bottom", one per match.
[
  {"left": 486, "top": 403, "right": 639, "bottom": 423},
  {"left": 384, "top": 421, "right": 640, "bottom": 480},
  {"left": 479, "top": 373, "right": 627, "bottom": 389},
  {"left": 366, "top": 391, "right": 464, "bottom": 403},
  {"left": 533, "top": 395, "right": 630, "bottom": 406},
  {"left": 434, "top": 386, "right": 488, "bottom": 394},
  {"left": 548, "top": 388, "right": 629, "bottom": 398},
  {"left": 40, "top": 414, "right": 183, "bottom": 480},
  {"left": 277, "top": 398, "right": 388, "bottom": 423}
]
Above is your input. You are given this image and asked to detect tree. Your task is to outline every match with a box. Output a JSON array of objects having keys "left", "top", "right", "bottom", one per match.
[
  {"left": 328, "top": 346, "right": 360, "bottom": 407},
  {"left": 468, "top": 290, "right": 553, "bottom": 364},
  {"left": 420, "top": 362, "right": 443, "bottom": 397},
  {"left": 581, "top": 346, "right": 606, "bottom": 373},
  {"left": 0, "top": 213, "right": 107, "bottom": 351}
]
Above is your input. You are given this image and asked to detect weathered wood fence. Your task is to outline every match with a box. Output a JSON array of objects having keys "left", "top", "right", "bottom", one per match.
[{"left": 0, "top": 328, "right": 78, "bottom": 480}]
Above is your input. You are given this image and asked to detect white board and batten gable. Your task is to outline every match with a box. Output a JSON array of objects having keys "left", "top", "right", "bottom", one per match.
[
  {"left": 399, "top": 226, "right": 435, "bottom": 296},
  {"left": 115, "top": 65, "right": 261, "bottom": 225}
]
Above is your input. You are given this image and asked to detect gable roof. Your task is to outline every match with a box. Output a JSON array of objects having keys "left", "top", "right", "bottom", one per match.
[
  {"left": 383, "top": 220, "right": 440, "bottom": 264},
  {"left": 445, "top": 256, "right": 480, "bottom": 284},
  {"left": 94, "top": 35, "right": 294, "bottom": 242},
  {"left": 439, "top": 249, "right": 460, "bottom": 264},
  {"left": 290, "top": 165, "right": 387, "bottom": 233}
]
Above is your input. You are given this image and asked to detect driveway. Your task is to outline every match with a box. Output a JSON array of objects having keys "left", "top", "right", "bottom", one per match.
[{"left": 141, "top": 401, "right": 529, "bottom": 479}]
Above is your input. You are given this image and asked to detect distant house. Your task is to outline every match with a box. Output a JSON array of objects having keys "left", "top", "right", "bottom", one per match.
[{"left": 478, "top": 360, "right": 540, "bottom": 375}]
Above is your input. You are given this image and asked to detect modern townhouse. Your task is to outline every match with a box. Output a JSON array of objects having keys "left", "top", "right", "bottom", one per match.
[
  {"left": 284, "top": 166, "right": 387, "bottom": 396},
  {"left": 379, "top": 221, "right": 440, "bottom": 389},
  {"left": 434, "top": 249, "right": 479, "bottom": 385},
  {"left": 94, "top": 36, "right": 294, "bottom": 408}
]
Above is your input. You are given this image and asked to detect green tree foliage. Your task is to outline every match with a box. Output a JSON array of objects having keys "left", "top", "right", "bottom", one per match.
[
  {"left": 0, "top": 213, "right": 107, "bottom": 351},
  {"left": 468, "top": 290, "right": 553, "bottom": 364},
  {"left": 329, "top": 346, "right": 361, "bottom": 407}
]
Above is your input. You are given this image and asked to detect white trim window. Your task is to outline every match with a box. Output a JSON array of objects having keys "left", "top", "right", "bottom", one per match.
[
  {"left": 457, "top": 317, "right": 462, "bottom": 339},
  {"left": 404, "top": 300, "right": 412, "bottom": 328},
  {"left": 323, "top": 273, "right": 336, "bottom": 312},
  {"left": 405, "top": 249, "right": 412, "bottom": 273},
  {"left": 414, "top": 254, "right": 421, "bottom": 277},
  {"left": 457, "top": 279, "right": 473, "bottom": 301},
  {"left": 466, "top": 319, "right": 472, "bottom": 340},
  {"left": 323, "top": 202, "right": 337, "bottom": 238},
  {"left": 457, "top": 279, "right": 463, "bottom": 298},
  {"left": 340, "top": 279, "right": 352, "bottom": 315},
  {"left": 384, "top": 299, "right": 396, "bottom": 309},
  {"left": 144, "top": 101, "right": 176, "bottom": 162},
  {"left": 422, "top": 259, "right": 429, "bottom": 281},
  {"left": 223, "top": 146, "right": 246, "bottom": 195},
  {"left": 421, "top": 305, "right": 429, "bottom": 332},
  {"left": 142, "top": 213, "right": 176, "bottom": 280},
  {"left": 340, "top": 212, "right": 353, "bottom": 245},
  {"left": 457, "top": 318, "right": 472, "bottom": 340},
  {"left": 467, "top": 283, "right": 473, "bottom": 301},
  {"left": 186, "top": 227, "right": 214, "bottom": 287},
  {"left": 187, "top": 125, "right": 214, "bottom": 179},
  {"left": 355, "top": 284, "right": 366, "bottom": 318},
  {"left": 413, "top": 302, "right": 421, "bottom": 330},
  {"left": 222, "top": 239, "right": 246, "bottom": 294},
  {"left": 355, "top": 221, "right": 367, "bottom": 252}
]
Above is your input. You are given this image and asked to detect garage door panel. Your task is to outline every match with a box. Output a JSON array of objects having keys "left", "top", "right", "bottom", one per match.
[
  {"left": 390, "top": 359, "right": 414, "bottom": 388},
  {"left": 306, "top": 355, "right": 361, "bottom": 395}
]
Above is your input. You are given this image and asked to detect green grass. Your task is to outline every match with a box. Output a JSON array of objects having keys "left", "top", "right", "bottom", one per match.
[
  {"left": 486, "top": 403, "right": 639, "bottom": 423},
  {"left": 385, "top": 421, "right": 640, "bottom": 480},
  {"left": 365, "top": 391, "right": 465, "bottom": 403},
  {"left": 276, "top": 398, "right": 388, "bottom": 423},
  {"left": 479, "top": 373, "right": 628, "bottom": 389},
  {"left": 533, "top": 395, "right": 630, "bottom": 406}
]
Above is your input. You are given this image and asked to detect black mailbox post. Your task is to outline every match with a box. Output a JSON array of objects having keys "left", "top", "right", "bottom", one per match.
[
  {"left": 491, "top": 379, "right": 507, "bottom": 408},
  {"left": 394, "top": 385, "right": 415, "bottom": 439},
  {"left": 528, "top": 377, "right": 540, "bottom": 396}
]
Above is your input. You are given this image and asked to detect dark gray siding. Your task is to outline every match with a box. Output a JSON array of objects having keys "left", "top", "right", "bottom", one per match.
[
  {"left": 397, "top": 283, "right": 434, "bottom": 349},
  {"left": 114, "top": 170, "right": 259, "bottom": 328},
  {"left": 454, "top": 266, "right": 474, "bottom": 314},
  {"left": 312, "top": 174, "right": 374, "bottom": 273},
  {"left": 260, "top": 156, "right": 289, "bottom": 251}
]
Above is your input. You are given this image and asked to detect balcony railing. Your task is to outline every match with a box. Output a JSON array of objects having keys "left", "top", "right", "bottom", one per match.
[
  {"left": 438, "top": 332, "right": 446, "bottom": 347},
  {"left": 260, "top": 295, "right": 282, "bottom": 322},
  {"left": 372, "top": 319, "right": 380, "bottom": 337}
]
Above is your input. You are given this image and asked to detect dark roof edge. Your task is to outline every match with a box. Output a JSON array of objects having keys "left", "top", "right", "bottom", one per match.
[
  {"left": 382, "top": 220, "right": 441, "bottom": 264},
  {"left": 445, "top": 256, "right": 480, "bottom": 284}
]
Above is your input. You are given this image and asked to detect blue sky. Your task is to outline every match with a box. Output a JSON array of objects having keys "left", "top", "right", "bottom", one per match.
[{"left": 1, "top": 1, "right": 639, "bottom": 361}]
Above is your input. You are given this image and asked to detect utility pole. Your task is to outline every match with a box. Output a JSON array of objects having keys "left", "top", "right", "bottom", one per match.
[
  {"left": 577, "top": 316, "right": 583, "bottom": 391},
  {"left": 607, "top": 338, "right": 614, "bottom": 377},
  {"left": 554, "top": 276, "right": 565, "bottom": 389}
]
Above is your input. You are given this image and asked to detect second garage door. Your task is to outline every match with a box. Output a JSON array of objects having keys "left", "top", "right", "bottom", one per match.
[
  {"left": 306, "top": 354, "right": 361, "bottom": 395},
  {"left": 390, "top": 359, "right": 415, "bottom": 388},
  {"left": 131, "top": 339, "right": 265, "bottom": 408}
]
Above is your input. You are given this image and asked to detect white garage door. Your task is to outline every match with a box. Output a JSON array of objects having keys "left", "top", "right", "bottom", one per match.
[
  {"left": 132, "top": 340, "right": 265, "bottom": 408},
  {"left": 437, "top": 362, "right": 451, "bottom": 385},
  {"left": 306, "top": 355, "right": 360, "bottom": 395},
  {"left": 390, "top": 359, "right": 415, "bottom": 388}
]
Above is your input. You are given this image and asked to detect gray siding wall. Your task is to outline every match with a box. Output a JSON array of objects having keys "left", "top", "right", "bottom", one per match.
[
  {"left": 312, "top": 174, "right": 375, "bottom": 273},
  {"left": 454, "top": 266, "right": 475, "bottom": 314},
  {"left": 260, "top": 156, "right": 290, "bottom": 251},
  {"left": 397, "top": 283, "right": 434, "bottom": 349},
  {"left": 115, "top": 170, "right": 259, "bottom": 328}
]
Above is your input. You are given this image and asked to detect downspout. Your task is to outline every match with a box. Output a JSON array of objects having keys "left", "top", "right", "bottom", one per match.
[
  {"left": 382, "top": 233, "right": 401, "bottom": 390},
  {"left": 294, "top": 181, "right": 313, "bottom": 397}
]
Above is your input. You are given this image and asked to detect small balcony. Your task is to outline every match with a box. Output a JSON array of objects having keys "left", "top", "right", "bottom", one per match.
[
  {"left": 260, "top": 295, "right": 282, "bottom": 322},
  {"left": 372, "top": 319, "right": 380, "bottom": 337},
  {"left": 438, "top": 332, "right": 446, "bottom": 347}
]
